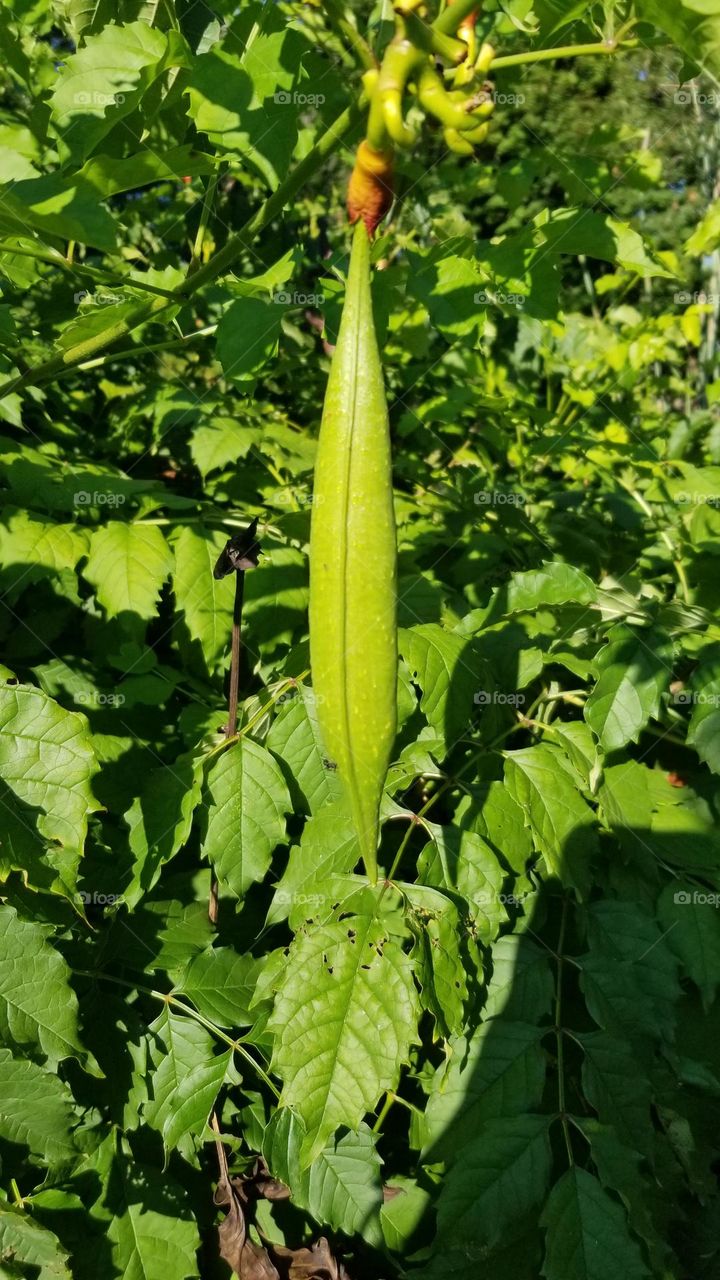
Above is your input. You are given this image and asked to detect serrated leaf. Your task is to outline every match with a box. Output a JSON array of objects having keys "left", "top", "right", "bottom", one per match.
[
  {"left": 185, "top": 20, "right": 311, "bottom": 190},
  {"left": 189, "top": 416, "right": 261, "bottom": 477},
  {"left": 202, "top": 738, "right": 290, "bottom": 900},
  {"left": 579, "top": 1032, "right": 654, "bottom": 1157},
  {"left": 0, "top": 1049, "right": 77, "bottom": 1165},
  {"left": 126, "top": 752, "right": 205, "bottom": 907},
  {"left": 636, "top": 0, "right": 720, "bottom": 84},
  {"left": 658, "top": 881, "right": 720, "bottom": 1009},
  {"left": 417, "top": 821, "right": 507, "bottom": 943},
  {"left": 106, "top": 1155, "right": 201, "bottom": 1280},
  {"left": 0, "top": 1199, "right": 71, "bottom": 1278},
  {"left": 0, "top": 685, "right": 100, "bottom": 854},
  {"left": 504, "top": 744, "right": 597, "bottom": 894},
  {"left": 484, "top": 934, "right": 555, "bottom": 1022},
  {"left": 176, "top": 947, "right": 261, "bottom": 1028},
  {"left": 580, "top": 901, "right": 680, "bottom": 1042},
  {"left": 269, "top": 912, "right": 419, "bottom": 1165},
  {"left": 267, "top": 798, "right": 359, "bottom": 928},
  {"left": 0, "top": 906, "right": 86, "bottom": 1066},
  {"left": 423, "top": 1022, "right": 546, "bottom": 1163},
  {"left": 171, "top": 525, "right": 234, "bottom": 674},
  {"left": 402, "top": 883, "right": 468, "bottom": 1036},
  {"left": 432, "top": 1115, "right": 553, "bottom": 1251},
  {"left": 399, "top": 625, "right": 477, "bottom": 748},
  {"left": 49, "top": 22, "right": 189, "bottom": 163},
  {"left": 83, "top": 523, "right": 172, "bottom": 619},
  {"left": 0, "top": 511, "right": 88, "bottom": 589},
  {"left": 541, "top": 1167, "right": 649, "bottom": 1280},
  {"left": 267, "top": 686, "right": 343, "bottom": 814},
  {"left": 485, "top": 560, "right": 597, "bottom": 621},
  {"left": 144, "top": 1008, "right": 231, "bottom": 1156},
  {"left": 584, "top": 625, "right": 671, "bottom": 751},
  {"left": 263, "top": 1109, "right": 383, "bottom": 1244}
]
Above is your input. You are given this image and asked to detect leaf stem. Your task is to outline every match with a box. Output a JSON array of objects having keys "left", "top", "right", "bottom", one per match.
[{"left": 489, "top": 38, "right": 638, "bottom": 71}]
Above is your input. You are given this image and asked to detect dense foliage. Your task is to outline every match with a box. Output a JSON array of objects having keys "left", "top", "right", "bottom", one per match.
[{"left": 2, "top": 0, "right": 720, "bottom": 1276}]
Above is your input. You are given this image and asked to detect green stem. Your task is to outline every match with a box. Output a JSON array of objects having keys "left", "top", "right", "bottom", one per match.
[
  {"left": 372, "top": 1091, "right": 395, "bottom": 1133},
  {"left": 176, "top": 99, "right": 363, "bottom": 299},
  {"left": 322, "top": 0, "right": 377, "bottom": 70},
  {"left": 75, "top": 970, "right": 281, "bottom": 1098},
  {"left": 77, "top": 324, "right": 217, "bottom": 370},
  {"left": 0, "top": 241, "right": 178, "bottom": 299},
  {"left": 187, "top": 169, "right": 221, "bottom": 277},
  {"left": 433, "top": 0, "right": 478, "bottom": 37},
  {"left": 490, "top": 38, "right": 638, "bottom": 70}
]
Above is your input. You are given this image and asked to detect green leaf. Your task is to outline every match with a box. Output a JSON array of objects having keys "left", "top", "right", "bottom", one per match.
[
  {"left": 185, "top": 19, "right": 313, "bottom": 190},
  {"left": 579, "top": 1032, "right": 654, "bottom": 1157},
  {"left": 202, "top": 739, "right": 290, "bottom": 901},
  {"left": 580, "top": 901, "right": 680, "bottom": 1042},
  {"left": 535, "top": 209, "right": 674, "bottom": 278},
  {"left": 0, "top": 511, "right": 88, "bottom": 589},
  {"left": 106, "top": 1154, "right": 201, "bottom": 1280},
  {"left": 216, "top": 297, "right": 284, "bottom": 384},
  {"left": 637, "top": 0, "right": 720, "bottom": 84},
  {"left": 269, "top": 911, "right": 419, "bottom": 1165},
  {"left": 403, "top": 882, "right": 468, "bottom": 1036},
  {"left": 484, "top": 934, "right": 555, "bottom": 1022},
  {"left": 143, "top": 1007, "right": 231, "bottom": 1155},
  {"left": 171, "top": 525, "right": 234, "bottom": 674},
  {"left": 263, "top": 1109, "right": 383, "bottom": 1244},
  {"left": 399, "top": 625, "right": 478, "bottom": 747},
  {"left": 658, "top": 881, "right": 720, "bottom": 1009},
  {"left": 176, "top": 947, "right": 262, "bottom": 1028},
  {"left": 126, "top": 753, "right": 205, "bottom": 906},
  {"left": 0, "top": 684, "right": 100, "bottom": 854},
  {"left": 423, "top": 1022, "right": 546, "bottom": 1163},
  {"left": 484, "top": 561, "right": 597, "bottom": 621},
  {"left": 0, "top": 1198, "right": 71, "bottom": 1278},
  {"left": 267, "top": 799, "right": 358, "bottom": 928},
  {"left": 584, "top": 625, "right": 672, "bottom": 751},
  {"left": 686, "top": 648, "right": 720, "bottom": 775},
  {"left": 432, "top": 1115, "right": 553, "bottom": 1251},
  {"left": 504, "top": 745, "right": 597, "bottom": 895},
  {"left": 541, "top": 1167, "right": 650, "bottom": 1280},
  {"left": 0, "top": 174, "right": 118, "bottom": 251},
  {"left": 0, "top": 906, "right": 86, "bottom": 1066},
  {"left": 0, "top": 1049, "right": 77, "bottom": 1165},
  {"left": 49, "top": 22, "right": 189, "bottom": 163},
  {"left": 267, "top": 686, "right": 343, "bottom": 814},
  {"left": 416, "top": 822, "right": 508, "bottom": 942},
  {"left": 189, "top": 415, "right": 261, "bottom": 477},
  {"left": 83, "top": 523, "right": 173, "bottom": 619}
]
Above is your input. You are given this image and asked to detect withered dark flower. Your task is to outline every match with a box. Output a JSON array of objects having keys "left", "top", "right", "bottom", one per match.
[{"left": 213, "top": 517, "right": 261, "bottom": 579}]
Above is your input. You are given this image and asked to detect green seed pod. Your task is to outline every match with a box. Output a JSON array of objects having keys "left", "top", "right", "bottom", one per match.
[{"left": 309, "top": 220, "right": 397, "bottom": 884}]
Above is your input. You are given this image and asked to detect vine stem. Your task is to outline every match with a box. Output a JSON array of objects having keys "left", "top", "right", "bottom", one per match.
[
  {"left": 73, "top": 971, "right": 281, "bottom": 1098},
  {"left": 489, "top": 38, "right": 639, "bottom": 71},
  {"left": 555, "top": 896, "right": 575, "bottom": 1167}
]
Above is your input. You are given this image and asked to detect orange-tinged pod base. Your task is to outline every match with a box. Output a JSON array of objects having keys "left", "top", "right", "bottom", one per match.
[{"left": 347, "top": 141, "right": 394, "bottom": 236}]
